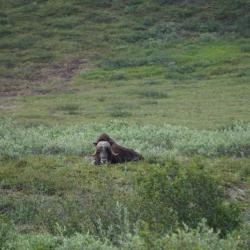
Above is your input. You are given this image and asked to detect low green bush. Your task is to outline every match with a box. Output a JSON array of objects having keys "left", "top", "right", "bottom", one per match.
[
  {"left": 154, "top": 221, "right": 239, "bottom": 250},
  {"left": 0, "top": 216, "right": 16, "bottom": 249},
  {"left": 2, "top": 221, "right": 242, "bottom": 250},
  {"left": 57, "top": 233, "right": 116, "bottom": 250},
  {"left": 136, "top": 161, "right": 240, "bottom": 235},
  {"left": 10, "top": 234, "right": 58, "bottom": 250},
  {"left": 236, "top": 221, "right": 250, "bottom": 250}
]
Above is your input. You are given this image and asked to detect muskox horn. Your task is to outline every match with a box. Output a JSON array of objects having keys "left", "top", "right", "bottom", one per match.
[
  {"left": 91, "top": 149, "right": 97, "bottom": 156},
  {"left": 111, "top": 147, "right": 119, "bottom": 156}
]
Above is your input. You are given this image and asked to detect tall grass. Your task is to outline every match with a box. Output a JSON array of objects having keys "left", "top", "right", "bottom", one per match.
[{"left": 0, "top": 120, "right": 249, "bottom": 161}]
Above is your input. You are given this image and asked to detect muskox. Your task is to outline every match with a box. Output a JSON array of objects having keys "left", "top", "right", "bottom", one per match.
[{"left": 91, "top": 133, "right": 143, "bottom": 165}]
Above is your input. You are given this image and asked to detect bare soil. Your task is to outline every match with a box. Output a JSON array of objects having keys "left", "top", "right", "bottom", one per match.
[{"left": 0, "top": 58, "right": 87, "bottom": 97}]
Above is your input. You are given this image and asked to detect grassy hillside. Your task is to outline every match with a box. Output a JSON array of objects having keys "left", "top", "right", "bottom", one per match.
[
  {"left": 0, "top": 0, "right": 250, "bottom": 249},
  {"left": 0, "top": 0, "right": 250, "bottom": 127}
]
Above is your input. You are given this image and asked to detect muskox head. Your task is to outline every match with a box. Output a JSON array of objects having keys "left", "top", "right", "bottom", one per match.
[
  {"left": 94, "top": 133, "right": 115, "bottom": 146},
  {"left": 91, "top": 140, "right": 118, "bottom": 165}
]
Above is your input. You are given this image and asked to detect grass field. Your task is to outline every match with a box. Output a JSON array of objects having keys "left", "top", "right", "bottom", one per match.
[
  {"left": 0, "top": 0, "right": 250, "bottom": 249},
  {"left": 5, "top": 38, "right": 249, "bottom": 128}
]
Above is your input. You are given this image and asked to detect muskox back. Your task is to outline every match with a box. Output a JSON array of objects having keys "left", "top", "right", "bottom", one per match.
[{"left": 110, "top": 143, "right": 143, "bottom": 163}]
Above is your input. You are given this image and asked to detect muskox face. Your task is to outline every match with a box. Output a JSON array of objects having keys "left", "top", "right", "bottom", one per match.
[
  {"left": 97, "top": 141, "right": 111, "bottom": 164},
  {"left": 92, "top": 141, "right": 118, "bottom": 165}
]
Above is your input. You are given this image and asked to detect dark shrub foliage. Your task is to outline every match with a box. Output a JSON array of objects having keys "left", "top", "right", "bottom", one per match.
[{"left": 136, "top": 161, "right": 240, "bottom": 235}]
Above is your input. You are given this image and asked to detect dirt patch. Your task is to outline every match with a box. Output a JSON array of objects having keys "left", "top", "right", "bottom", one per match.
[
  {"left": 226, "top": 183, "right": 250, "bottom": 202},
  {"left": 29, "top": 58, "right": 87, "bottom": 83},
  {"left": 0, "top": 58, "right": 87, "bottom": 97},
  {"left": 0, "top": 79, "right": 28, "bottom": 97}
]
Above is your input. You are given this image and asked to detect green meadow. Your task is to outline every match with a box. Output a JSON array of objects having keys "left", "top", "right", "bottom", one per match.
[{"left": 0, "top": 0, "right": 250, "bottom": 249}]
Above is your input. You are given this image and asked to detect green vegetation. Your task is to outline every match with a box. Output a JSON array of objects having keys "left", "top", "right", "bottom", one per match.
[
  {"left": 1, "top": 218, "right": 247, "bottom": 250},
  {"left": 0, "top": 155, "right": 248, "bottom": 249},
  {"left": 0, "top": 0, "right": 250, "bottom": 249},
  {"left": 0, "top": 0, "right": 250, "bottom": 127},
  {"left": 1, "top": 120, "right": 250, "bottom": 160},
  {"left": 0, "top": 121, "right": 249, "bottom": 248}
]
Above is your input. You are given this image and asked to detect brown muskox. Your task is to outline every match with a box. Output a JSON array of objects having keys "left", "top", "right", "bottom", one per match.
[{"left": 91, "top": 133, "right": 143, "bottom": 165}]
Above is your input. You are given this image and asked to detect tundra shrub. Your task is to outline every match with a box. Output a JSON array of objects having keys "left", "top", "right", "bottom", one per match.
[
  {"left": 155, "top": 221, "right": 239, "bottom": 250},
  {"left": 57, "top": 233, "right": 116, "bottom": 250},
  {"left": 9, "top": 234, "right": 58, "bottom": 250},
  {"left": 136, "top": 161, "right": 240, "bottom": 235},
  {"left": 0, "top": 216, "right": 16, "bottom": 249}
]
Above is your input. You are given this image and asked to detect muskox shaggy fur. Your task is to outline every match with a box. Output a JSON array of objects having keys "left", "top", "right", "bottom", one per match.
[{"left": 91, "top": 133, "right": 143, "bottom": 165}]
